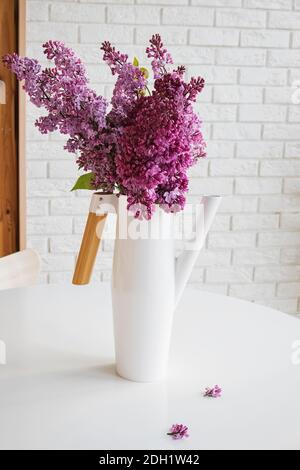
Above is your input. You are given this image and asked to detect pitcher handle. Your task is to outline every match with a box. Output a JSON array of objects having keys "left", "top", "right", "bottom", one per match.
[
  {"left": 174, "top": 196, "right": 222, "bottom": 307},
  {"left": 72, "top": 193, "right": 118, "bottom": 285}
]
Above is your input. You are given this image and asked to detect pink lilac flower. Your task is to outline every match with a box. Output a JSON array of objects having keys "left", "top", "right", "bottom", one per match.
[
  {"left": 101, "top": 41, "right": 128, "bottom": 76},
  {"left": 167, "top": 424, "right": 189, "bottom": 440},
  {"left": 184, "top": 77, "right": 205, "bottom": 102},
  {"left": 116, "top": 69, "right": 206, "bottom": 217},
  {"left": 204, "top": 385, "right": 222, "bottom": 398}
]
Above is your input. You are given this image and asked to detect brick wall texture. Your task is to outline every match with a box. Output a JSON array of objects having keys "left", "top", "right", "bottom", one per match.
[{"left": 26, "top": 0, "right": 300, "bottom": 315}]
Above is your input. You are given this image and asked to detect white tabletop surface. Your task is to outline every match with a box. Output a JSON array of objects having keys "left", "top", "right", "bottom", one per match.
[{"left": 0, "top": 284, "right": 299, "bottom": 450}]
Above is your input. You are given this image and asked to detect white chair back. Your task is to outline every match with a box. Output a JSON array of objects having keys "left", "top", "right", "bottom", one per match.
[{"left": 0, "top": 249, "right": 41, "bottom": 291}]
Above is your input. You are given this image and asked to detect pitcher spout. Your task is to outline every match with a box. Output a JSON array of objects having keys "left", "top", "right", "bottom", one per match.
[{"left": 174, "top": 196, "right": 222, "bottom": 307}]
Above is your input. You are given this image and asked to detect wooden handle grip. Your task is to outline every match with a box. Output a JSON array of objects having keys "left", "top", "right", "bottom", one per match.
[{"left": 72, "top": 212, "right": 107, "bottom": 285}]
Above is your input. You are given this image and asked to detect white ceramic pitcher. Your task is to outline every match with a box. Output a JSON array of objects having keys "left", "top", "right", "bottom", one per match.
[{"left": 91, "top": 194, "right": 222, "bottom": 382}]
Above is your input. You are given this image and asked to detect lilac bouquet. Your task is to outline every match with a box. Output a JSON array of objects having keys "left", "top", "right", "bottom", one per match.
[{"left": 3, "top": 35, "right": 206, "bottom": 219}]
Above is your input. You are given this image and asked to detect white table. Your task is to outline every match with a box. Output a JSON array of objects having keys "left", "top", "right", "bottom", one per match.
[{"left": 0, "top": 284, "right": 299, "bottom": 450}]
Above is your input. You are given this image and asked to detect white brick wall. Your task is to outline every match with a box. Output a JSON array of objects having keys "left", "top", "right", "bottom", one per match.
[{"left": 26, "top": 0, "right": 300, "bottom": 315}]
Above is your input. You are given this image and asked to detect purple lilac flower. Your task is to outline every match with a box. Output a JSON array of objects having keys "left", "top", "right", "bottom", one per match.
[
  {"left": 3, "top": 34, "right": 207, "bottom": 218},
  {"left": 167, "top": 424, "right": 189, "bottom": 440},
  {"left": 204, "top": 385, "right": 222, "bottom": 398},
  {"left": 109, "top": 63, "right": 147, "bottom": 125},
  {"left": 100, "top": 40, "right": 148, "bottom": 126},
  {"left": 146, "top": 33, "right": 173, "bottom": 79},
  {"left": 2, "top": 53, "right": 42, "bottom": 107},
  {"left": 3, "top": 41, "right": 114, "bottom": 192}
]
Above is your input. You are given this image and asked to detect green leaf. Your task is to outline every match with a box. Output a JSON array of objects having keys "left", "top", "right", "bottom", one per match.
[
  {"left": 140, "top": 67, "right": 149, "bottom": 79},
  {"left": 71, "top": 172, "right": 95, "bottom": 191},
  {"left": 133, "top": 56, "right": 139, "bottom": 67}
]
